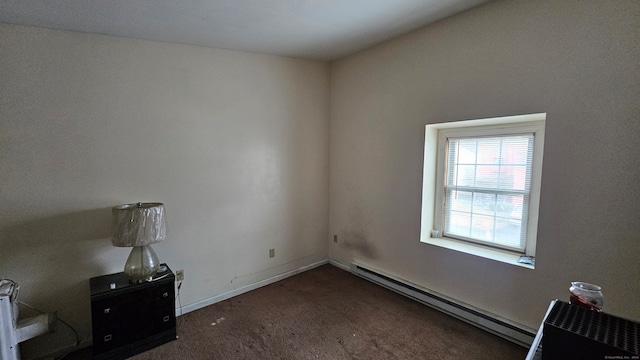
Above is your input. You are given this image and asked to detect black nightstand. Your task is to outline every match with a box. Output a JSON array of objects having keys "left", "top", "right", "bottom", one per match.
[{"left": 90, "top": 264, "right": 177, "bottom": 360}]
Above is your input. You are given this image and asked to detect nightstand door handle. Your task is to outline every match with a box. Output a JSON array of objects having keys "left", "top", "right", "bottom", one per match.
[
  {"left": 163, "top": 315, "right": 170, "bottom": 322},
  {"left": 103, "top": 308, "right": 110, "bottom": 314},
  {"left": 163, "top": 292, "right": 169, "bottom": 298},
  {"left": 104, "top": 334, "right": 112, "bottom": 342}
]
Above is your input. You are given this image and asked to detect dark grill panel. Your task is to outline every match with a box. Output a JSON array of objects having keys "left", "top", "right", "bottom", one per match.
[{"left": 542, "top": 301, "right": 639, "bottom": 359}]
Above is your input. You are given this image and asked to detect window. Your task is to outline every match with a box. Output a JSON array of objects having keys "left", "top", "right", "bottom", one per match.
[{"left": 421, "top": 113, "right": 545, "bottom": 267}]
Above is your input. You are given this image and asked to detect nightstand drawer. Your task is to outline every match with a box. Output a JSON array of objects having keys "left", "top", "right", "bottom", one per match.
[
  {"left": 91, "top": 298, "right": 132, "bottom": 326},
  {"left": 154, "top": 304, "right": 176, "bottom": 332},
  {"left": 154, "top": 283, "right": 174, "bottom": 305},
  {"left": 92, "top": 324, "right": 126, "bottom": 354}
]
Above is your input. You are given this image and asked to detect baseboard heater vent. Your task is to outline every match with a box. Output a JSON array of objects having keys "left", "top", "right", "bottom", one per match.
[{"left": 351, "top": 262, "right": 535, "bottom": 348}]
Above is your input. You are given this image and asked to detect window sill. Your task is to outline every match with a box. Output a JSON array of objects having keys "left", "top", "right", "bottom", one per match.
[{"left": 420, "top": 236, "right": 535, "bottom": 269}]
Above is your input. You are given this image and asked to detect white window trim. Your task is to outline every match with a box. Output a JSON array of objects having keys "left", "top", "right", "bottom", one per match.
[{"left": 420, "top": 113, "right": 546, "bottom": 269}]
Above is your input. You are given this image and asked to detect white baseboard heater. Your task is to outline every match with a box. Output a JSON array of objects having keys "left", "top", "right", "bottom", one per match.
[{"left": 350, "top": 262, "right": 535, "bottom": 348}]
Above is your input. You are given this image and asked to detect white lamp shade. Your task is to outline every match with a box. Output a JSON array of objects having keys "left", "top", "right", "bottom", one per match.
[{"left": 111, "top": 202, "right": 166, "bottom": 247}]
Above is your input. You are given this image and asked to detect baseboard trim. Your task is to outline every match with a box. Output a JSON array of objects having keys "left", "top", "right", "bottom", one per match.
[
  {"left": 350, "top": 261, "right": 536, "bottom": 348},
  {"left": 174, "top": 258, "right": 535, "bottom": 347},
  {"left": 328, "top": 259, "right": 350, "bottom": 271},
  {"left": 177, "top": 259, "right": 329, "bottom": 316}
]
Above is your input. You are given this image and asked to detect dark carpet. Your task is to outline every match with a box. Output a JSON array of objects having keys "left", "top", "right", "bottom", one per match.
[{"left": 67, "top": 264, "right": 527, "bottom": 359}]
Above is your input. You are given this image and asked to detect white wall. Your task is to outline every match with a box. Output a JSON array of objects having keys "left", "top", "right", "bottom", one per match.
[
  {"left": 0, "top": 24, "right": 329, "bottom": 352},
  {"left": 329, "top": 0, "right": 640, "bottom": 329}
]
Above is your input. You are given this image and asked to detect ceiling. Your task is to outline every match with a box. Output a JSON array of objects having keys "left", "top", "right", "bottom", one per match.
[{"left": 0, "top": 0, "right": 490, "bottom": 61}]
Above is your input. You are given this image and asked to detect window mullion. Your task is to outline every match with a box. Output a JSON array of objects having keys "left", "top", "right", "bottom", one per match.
[
  {"left": 445, "top": 186, "right": 528, "bottom": 196},
  {"left": 492, "top": 193, "right": 497, "bottom": 242}
]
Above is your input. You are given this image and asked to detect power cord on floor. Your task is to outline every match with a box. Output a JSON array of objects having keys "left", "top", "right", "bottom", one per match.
[
  {"left": 17, "top": 300, "right": 81, "bottom": 360},
  {"left": 177, "top": 280, "right": 183, "bottom": 315},
  {"left": 176, "top": 278, "right": 184, "bottom": 331}
]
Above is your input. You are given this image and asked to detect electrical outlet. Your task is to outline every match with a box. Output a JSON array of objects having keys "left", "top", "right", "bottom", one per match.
[
  {"left": 333, "top": 234, "right": 338, "bottom": 243},
  {"left": 269, "top": 248, "right": 275, "bottom": 258},
  {"left": 176, "top": 269, "right": 184, "bottom": 281}
]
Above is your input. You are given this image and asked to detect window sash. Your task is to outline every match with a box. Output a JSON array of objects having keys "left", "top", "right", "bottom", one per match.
[
  {"left": 437, "top": 129, "right": 537, "bottom": 253},
  {"left": 443, "top": 188, "right": 530, "bottom": 252}
]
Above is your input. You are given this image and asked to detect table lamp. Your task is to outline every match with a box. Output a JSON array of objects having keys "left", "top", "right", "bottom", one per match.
[{"left": 111, "top": 202, "right": 166, "bottom": 283}]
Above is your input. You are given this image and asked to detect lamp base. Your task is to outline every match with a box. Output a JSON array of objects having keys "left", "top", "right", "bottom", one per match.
[{"left": 124, "top": 245, "right": 160, "bottom": 283}]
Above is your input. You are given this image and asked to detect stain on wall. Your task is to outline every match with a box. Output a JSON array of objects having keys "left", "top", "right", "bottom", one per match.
[
  {"left": 340, "top": 202, "right": 379, "bottom": 259},
  {"left": 342, "top": 231, "right": 379, "bottom": 259}
]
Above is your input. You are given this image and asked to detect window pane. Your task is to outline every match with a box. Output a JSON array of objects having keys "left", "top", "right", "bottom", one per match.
[
  {"left": 470, "top": 214, "right": 495, "bottom": 241},
  {"left": 476, "top": 139, "right": 501, "bottom": 189},
  {"left": 444, "top": 211, "right": 471, "bottom": 238},
  {"left": 508, "top": 165, "right": 528, "bottom": 191},
  {"left": 496, "top": 194, "right": 522, "bottom": 219},
  {"left": 447, "top": 190, "right": 472, "bottom": 213},
  {"left": 494, "top": 218, "right": 521, "bottom": 248},
  {"left": 447, "top": 164, "right": 476, "bottom": 187}
]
